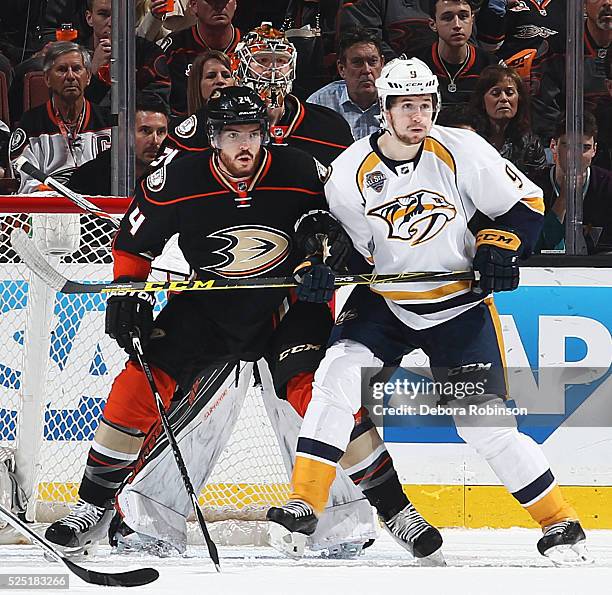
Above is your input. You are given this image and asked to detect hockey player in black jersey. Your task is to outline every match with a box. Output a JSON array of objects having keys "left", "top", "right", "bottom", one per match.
[
  {"left": 44, "top": 86, "right": 443, "bottom": 563},
  {"left": 160, "top": 23, "right": 355, "bottom": 167}
]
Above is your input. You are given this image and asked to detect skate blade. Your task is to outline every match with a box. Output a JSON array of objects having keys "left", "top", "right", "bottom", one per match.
[
  {"left": 417, "top": 549, "right": 447, "bottom": 567},
  {"left": 544, "top": 541, "right": 594, "bottom": 567},
  {"left": 319, "top": 542, "right": 365, "bottom": 560},
  {"left": 43, "top": 540, "right": 97, "bottom": 561},
  {"left": 112, "top": 534, "right": 179, "bottom": 558},
  {"left": 267, "top": 522, "right": 308, "bottom": 560}
]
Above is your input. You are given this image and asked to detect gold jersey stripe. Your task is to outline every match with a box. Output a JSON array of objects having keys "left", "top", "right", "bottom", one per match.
[
  {"left": 521, "top": 195, "right": 545, "bottom": 215},
  {"left": 423, "top": 137, "right": 456, "bottom": 175},
  {"left": 371, "top": 280, "right": 472, "bottom": 301},
  {"left": 356, "top": 152, "right": 383, "bottom": 198}
]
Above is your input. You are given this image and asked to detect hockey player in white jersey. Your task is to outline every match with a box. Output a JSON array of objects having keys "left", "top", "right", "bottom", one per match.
[{"left": 268, "top": 57, "right": 591, "bottom": 565}]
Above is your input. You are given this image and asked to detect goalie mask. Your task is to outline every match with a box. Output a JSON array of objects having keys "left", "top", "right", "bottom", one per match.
[
  {"left": 233, "top": 23, "right": 297, "bottom": 109},
  {"left": 375, "top": 57, "right": 441, "bottom": 130},
  {"left": 206, "top": 86, "right": 270, "bottom": 149}
]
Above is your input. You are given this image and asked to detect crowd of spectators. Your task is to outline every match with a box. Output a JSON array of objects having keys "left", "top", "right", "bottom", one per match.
[{"left": 0, "top": 0, "right": 610, "bottom": 255}]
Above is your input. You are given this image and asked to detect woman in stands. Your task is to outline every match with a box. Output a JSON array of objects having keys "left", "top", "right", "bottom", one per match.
[
  {"left": 469, "top": 65, "right": 547, "bottom": 179},
  {"left": 186, "top": 50, "right": 235, "bottom": 115}
]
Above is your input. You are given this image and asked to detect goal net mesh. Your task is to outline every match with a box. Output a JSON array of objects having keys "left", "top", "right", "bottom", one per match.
[{"left": 0, "top": 199, "right": 290, "bottom": 541}]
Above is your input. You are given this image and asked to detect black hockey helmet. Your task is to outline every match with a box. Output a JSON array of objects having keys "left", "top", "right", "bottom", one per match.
[{"left": 206, "top": 86, "right": 270, "bottom": 147}]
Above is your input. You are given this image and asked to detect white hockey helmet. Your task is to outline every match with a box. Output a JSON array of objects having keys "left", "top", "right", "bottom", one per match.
[{"left": 375, "top": 56, "right": 441, "bottom": 129}]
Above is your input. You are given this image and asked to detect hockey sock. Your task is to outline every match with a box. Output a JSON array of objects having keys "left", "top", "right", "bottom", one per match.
[
  {"left": 78, "top": 417, "right": 144, "bottom": 508},
  {"left": 290, "top": 455, "right": 338, "bottom": 515},
  {"left": 519, "top": 480, "right": 578, "bottom": 528},
  {"left": 341, "top": 418, "right": 409, "bottom": 522}
]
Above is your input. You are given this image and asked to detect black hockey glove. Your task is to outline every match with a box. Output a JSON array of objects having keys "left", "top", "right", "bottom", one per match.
[
  {"left": 473, "top": 228, "right": 522, "bottom": 293},
  {"left": 105, "top": 283, "right": 156, "bottom": 355},
  {"left": 293, "top": 256, "right": 335, "bottom": 303},
  {"left": 295, "top": 211, "right": 352, "bottom": 272}
]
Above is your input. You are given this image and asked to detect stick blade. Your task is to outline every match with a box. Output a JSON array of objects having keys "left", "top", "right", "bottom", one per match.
[
  {"left": 10, "top": 228, "right": 68, "bottom": 292},
  {"left": 63, "top": 559, "right": 160, "bottom": 587}
]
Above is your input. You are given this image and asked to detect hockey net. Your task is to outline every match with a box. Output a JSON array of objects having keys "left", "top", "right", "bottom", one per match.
[{"left": 0, "top": 195, "right": 290, "bottom": 543}]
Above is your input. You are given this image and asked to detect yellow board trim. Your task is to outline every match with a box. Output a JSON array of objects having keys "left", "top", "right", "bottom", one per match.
[
  {"left": 37, "top": 482, "right": 612, "bottom": 528},
  {"left": 403, "top": 485, "right": 612, "bottom": 530}
]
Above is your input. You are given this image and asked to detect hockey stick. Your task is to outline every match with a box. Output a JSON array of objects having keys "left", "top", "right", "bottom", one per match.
[
  {"left": 10, "top": 228, "right": 477, "bottom": 295},
  {"left": 14, "top": 156, "right": 122, "bottom": 229},
  {"left": 0, "top": 503, "right": 159, "bottom": 587},
  {"left": 129, "top": 332, "right": 221, "bottom": 572},
  {"left": 13, "top": 157, "right": 191, "bottom": 280}
]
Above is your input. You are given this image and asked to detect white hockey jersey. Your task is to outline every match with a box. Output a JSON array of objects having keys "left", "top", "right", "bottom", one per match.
[
  {"left": 9, "top": 100, "right": 113, "bottom": 194},
  {"left": 325, "top": 126, "right": 544, "bottom": 329}
]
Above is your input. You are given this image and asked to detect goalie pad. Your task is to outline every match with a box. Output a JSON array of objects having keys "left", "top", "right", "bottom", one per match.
[
  {"left": 116, "top": 360, "right": 376, "bottom": 553},
  {"left": 0, "top": 448, "right": 28, "bottom": 539}
]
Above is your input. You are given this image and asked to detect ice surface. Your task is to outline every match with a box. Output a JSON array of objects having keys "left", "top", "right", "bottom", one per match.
[{"left": 1, "top": 528, "right": 611, "bottom": 594}]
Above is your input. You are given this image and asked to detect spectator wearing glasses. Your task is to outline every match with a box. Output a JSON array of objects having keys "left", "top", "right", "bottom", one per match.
[{"left": 307, "top": 28, "right": 384, "bottom": 140}]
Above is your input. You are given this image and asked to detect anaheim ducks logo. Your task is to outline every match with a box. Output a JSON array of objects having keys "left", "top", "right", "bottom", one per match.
[
  {"left": 368, "top": 190, "right": 456, "bottom": 246},
  {"left": 203, "top": 225, "right": 290, "bottom": 278}
]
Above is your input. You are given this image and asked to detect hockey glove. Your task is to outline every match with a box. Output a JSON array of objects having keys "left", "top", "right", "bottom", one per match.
[
  {"left": 473, "top": 228, "right": 522, "bottom": 293},
  {"left": 293, "top": 256, "right": 335, "bottom": 303},
  {"left": 105, "top": 283, "right": 156, "bottom": 355},
  {"left": 295, "top": 211, "right": 352, "bottom": 272}
]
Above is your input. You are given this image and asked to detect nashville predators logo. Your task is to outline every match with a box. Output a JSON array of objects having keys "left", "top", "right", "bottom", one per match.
[
  {"left": 368, "top": 190, "right": 456, "bottom": 246},
  {"left": 203, "top": 225, "right": 290, "bottom": 278}
]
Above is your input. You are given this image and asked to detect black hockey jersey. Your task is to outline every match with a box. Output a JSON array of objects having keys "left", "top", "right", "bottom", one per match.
[
  {"left": 531, "top": 25, "right": 610, "bottom": 141},
  {"left": 476, "top": 0, "right": 565, "bottom": 60},
  {"left": 337, "top": 0, "right": 435, "bottom": 60},
  {"left": 161, "top": 94, "right": 354, "bottom": 167},
  {"left": 114, "top": 145, "right": 329, "bottom": 328},
  {"left": 9, "top": 100, "right": 113, "bottom": 193},
  {"left": 159, "top": 25, "right": 242, "bottom": 116},
  {"left": 85, "top": 36, "right": 171, "bottom": 107},
  {"left": 413, "top": 42, "right": 499, "bottom": 108}
]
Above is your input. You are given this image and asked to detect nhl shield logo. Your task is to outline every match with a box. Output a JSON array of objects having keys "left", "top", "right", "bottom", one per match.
[
  {"left": 175, "top": 115, "right": 198, "bottom": 139},
  {"left": 365, "top": 171, "right": 387, "bottom": 193},
  {"left": 368, "top": 190, "right": 456, "bottom": 246},
  {"left": 146, "top": 166, "right": 166, "bottom": 192}
]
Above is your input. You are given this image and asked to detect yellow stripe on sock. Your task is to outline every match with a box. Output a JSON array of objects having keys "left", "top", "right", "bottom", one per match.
[
  {"left": 525, "top": 485, "right": 578, "bottom": 528},
  {"left": 290, "top": 455, "right": 337, "bottom": 515}
]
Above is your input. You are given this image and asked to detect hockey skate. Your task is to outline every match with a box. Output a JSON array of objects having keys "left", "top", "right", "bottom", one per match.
[
  {"left": 382, "top": 502, "right": 446, "bottom": 566},
  {"left": 44, "top": 499, "right": 114, "bottom": 555},
  {"left": 266, "top": 500, "right": 318, "bottom": 559},
  {"left": 108, "top": 514, "right": 180, "bottom": 558},
  {"left": 537, "top": 520, "right": 593, "bottom": 566}
]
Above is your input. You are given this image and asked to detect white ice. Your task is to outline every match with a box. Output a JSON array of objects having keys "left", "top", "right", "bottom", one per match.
[{"left": 2, "top": 528, "right": 612, "bottom": 595}]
